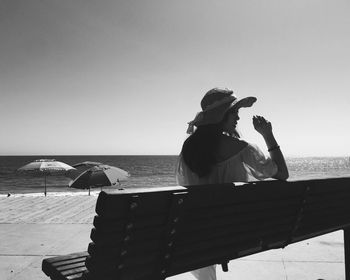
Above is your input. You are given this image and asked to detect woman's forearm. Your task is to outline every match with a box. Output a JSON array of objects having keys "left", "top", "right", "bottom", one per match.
[
  {"left": 262, "top": 132, "right": 289, "bottom": 180},
  {"left": 252, "top": 115, "right": 289, "bottom": 180}
]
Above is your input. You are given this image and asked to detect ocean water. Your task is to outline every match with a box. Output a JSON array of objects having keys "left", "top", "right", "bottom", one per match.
[{"left": 0, "top": 155, "right": 349, "bottom": 194}]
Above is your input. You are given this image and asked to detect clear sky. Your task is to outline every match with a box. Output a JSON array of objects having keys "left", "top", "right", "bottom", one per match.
[{"left": 1, "top": 0, "right": 349, "bottom": 156}]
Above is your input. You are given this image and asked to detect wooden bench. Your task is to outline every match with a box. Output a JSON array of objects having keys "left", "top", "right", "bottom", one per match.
[{"left": 42, "top": 177, "right": 350, "bottom": 280}]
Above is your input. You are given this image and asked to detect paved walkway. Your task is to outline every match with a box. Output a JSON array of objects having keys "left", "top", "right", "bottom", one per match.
[{"left": 0, "top": 194, "right": 346, "bottom": 280}]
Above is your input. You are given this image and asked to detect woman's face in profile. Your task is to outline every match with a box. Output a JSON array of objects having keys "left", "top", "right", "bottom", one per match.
[{"left": 223, "top": 109, "right": 240, "bottom": 134}]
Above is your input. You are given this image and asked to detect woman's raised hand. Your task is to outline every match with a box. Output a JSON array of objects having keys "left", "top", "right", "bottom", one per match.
[{"left": 253, "top": 115, "right": 272, "bottom": 136}]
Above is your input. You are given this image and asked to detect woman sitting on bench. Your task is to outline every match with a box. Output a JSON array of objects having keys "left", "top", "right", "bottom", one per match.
[{"left": 176, "top": 87, "right": 289, "bottom": 280}]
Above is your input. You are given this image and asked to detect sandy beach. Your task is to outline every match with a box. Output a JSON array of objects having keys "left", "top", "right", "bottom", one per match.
[{"left": 0, "top": 192, "right": 346, "bottom": 280}]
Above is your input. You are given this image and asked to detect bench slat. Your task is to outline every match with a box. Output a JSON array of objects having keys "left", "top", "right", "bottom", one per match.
[
  {"left": 93, "top": 214, "right": 167, "bottom": 232},
  {"left": 303, "top": 177, "right": 350, "bottom": 193},
  {"left": 95, "top": 189, "right": 185, "bottom": 218},
  {"left": 42, "top": 252, "right": 88, "bottom": 280}
]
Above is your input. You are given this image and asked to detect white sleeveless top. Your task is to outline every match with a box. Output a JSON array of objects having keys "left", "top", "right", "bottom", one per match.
[{"left": 176, "top": 143, "right": 278, "bottom": 185}]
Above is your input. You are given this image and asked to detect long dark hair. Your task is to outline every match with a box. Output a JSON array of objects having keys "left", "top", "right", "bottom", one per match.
[{"left": 181, "top": 109, "right": 240, "bottom": 177}]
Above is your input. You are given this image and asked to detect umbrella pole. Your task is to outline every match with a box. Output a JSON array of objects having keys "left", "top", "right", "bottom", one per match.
[{"left": 44, "top": 175, "right": 47, "bottom": 197}]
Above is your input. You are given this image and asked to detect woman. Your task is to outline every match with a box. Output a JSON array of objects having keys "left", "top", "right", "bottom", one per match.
[{"left": 176, "top": 87, "right": 289, "bottom": 280}]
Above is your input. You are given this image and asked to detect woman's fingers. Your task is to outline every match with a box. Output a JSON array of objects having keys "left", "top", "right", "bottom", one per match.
[
  {"left": 253, "top": 116, "right": 264, "bottom": 124},
  {"left": 253, "top": 115, "right": 273, "bottom": 136},
  {"left": 254, "top": 115, "right": 269, "bottom": 124},
  {"left": 252, "top": 116, "right": 260, "bottom": 126}
]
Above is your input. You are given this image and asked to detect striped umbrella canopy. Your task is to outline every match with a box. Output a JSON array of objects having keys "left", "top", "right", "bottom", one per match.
[
  {"left": 69, "top": 164, "right": 130, "bottom": 195},
  {"left": 66, "top": 161, "right": 103, "bottom": 180},
  {"left": 17, "top": 159, "right": 76, "bottom": 196},
  {"left": 72, "top": 161, "right": 103, "bottom": 168}
]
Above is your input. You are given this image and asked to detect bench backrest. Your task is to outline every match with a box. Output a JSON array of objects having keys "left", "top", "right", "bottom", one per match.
[{"left": 84, "top": 177, "right": 350, "bottom": 280}]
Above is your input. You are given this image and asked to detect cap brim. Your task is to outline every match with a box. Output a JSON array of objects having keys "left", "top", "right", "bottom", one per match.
[{"left": 232, "top": 96, "right": 257, "bottom": 109}]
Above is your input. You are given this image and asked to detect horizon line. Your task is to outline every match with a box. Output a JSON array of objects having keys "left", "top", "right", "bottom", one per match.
[{"left": 0, "top": 154, "right": 349, "bottom": 158}]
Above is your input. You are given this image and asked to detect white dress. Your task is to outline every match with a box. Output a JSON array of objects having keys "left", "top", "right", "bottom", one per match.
[{"left": 175, "top": 142, "right": 278, "bottom": 280}]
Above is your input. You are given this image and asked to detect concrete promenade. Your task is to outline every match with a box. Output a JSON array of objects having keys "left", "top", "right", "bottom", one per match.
[{"left": 0, "top": 193, "right": 346, "bottom": 280}]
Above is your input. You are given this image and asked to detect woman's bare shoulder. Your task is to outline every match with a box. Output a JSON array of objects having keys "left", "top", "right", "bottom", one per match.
[{"left": 216, "top": 135, "right": 248, "bottom": 161}]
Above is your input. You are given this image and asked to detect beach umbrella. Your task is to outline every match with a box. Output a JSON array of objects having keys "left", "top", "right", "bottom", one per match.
[
  {"left": 72, "top": 160, "right": 104, "bottom": 168},
  {"left": 69, "top": 164, "right": 130, "bottom": 195},
  {"left": 66, "top": 161, "right": 103, "bottom": 180},
  {"left": 17, "top": 159, "right": 76, "bottom": 196},
  {"left": 72, "top": 161, "right": 103, "bottom": 168}
]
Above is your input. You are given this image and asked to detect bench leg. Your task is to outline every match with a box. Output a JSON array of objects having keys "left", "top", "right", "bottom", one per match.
[{"left": 344, "top": 227, "right": 350, "bottom": 280}]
